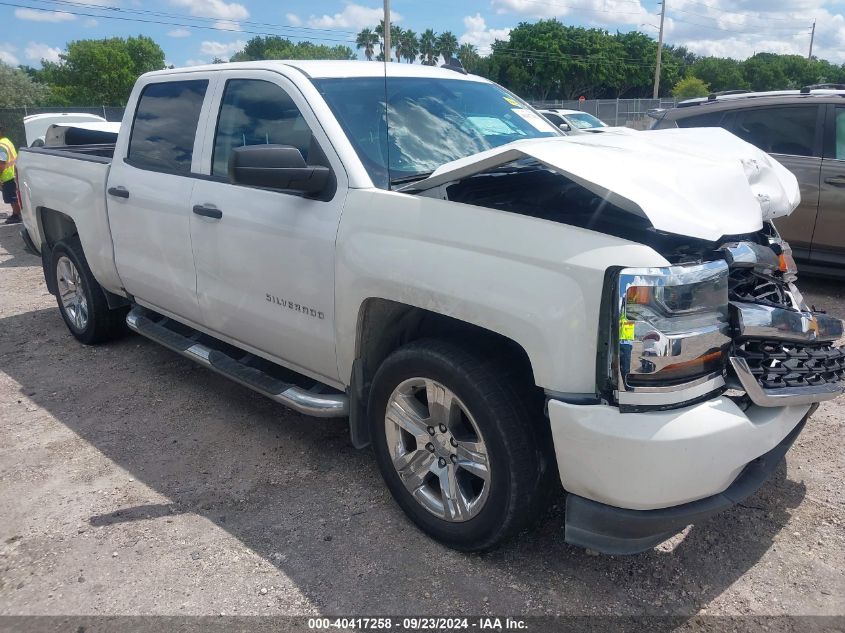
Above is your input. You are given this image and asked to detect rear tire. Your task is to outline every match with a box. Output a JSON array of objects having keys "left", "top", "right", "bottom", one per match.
[
  {"left": 368, "top": 338, "right": 553, "bottom": 551},
  {"left": 52, "top": 237, "right": 127, "bottom": 344}
]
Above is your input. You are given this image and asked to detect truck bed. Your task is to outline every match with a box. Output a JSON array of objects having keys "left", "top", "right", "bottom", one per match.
[
  {"left": 17, "top": 144, "right": 124, "bottom": 296},
  {"left": 22, "top": 144, "right": 115, "bottom": 162}
]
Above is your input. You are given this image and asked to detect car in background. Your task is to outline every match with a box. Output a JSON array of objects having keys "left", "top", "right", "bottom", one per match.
[
  {"left": 538, "top": 108, "right": 609, "bottom": 134},
  {"left": 650, "top": 85, "right": 845, "bottom": 276},
  {"left": 23, "top": 113, "right": 109, "bottom": 147}
]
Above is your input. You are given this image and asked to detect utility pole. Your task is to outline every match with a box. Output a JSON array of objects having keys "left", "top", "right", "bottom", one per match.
[
  {"left": 652, "top": 0, "right": 666, "bottom": 100},
  {"left": 383, "top": 0, "right": 391, "bottom": 63},
  {"left": 808, "top": 19, "right": 816, "bottom": 60}
]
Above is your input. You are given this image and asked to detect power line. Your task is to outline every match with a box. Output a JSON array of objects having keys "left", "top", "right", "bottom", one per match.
[
  {"left": 33, "top": 0, "right": 359, "bottom": 35},
  {"left": 674, "top": 0, "right": 815, "bottom": 22},
  {"left": 0, "top": 0, "right": 360, "bottom": 45}
]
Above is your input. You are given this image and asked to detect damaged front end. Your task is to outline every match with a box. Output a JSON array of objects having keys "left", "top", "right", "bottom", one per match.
[
  {"left": 402, "top": 128, "right": 843, "bottom": 411},
  {"left": 605, "top": 229, "right": 845, "bottom": 412}
]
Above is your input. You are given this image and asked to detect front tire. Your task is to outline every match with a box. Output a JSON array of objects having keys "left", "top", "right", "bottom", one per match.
[
  {"left": 52, "top": 237, "right": 126, "bottom": 344},
  {"left": 368, "top": 339, "right": 552, "bottom": 551}
]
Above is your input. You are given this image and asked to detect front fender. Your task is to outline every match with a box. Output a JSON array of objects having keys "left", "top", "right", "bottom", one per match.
[{"left": 335, "top": 189, "right": 669, "bottom": 394}]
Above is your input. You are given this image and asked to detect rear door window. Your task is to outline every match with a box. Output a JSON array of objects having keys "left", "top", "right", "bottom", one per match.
[
  {"left": 836, "top": 107, "right": 845, "bottom": 160},
  {"left": 543, "top": 113, "right": 565, "bottom": 126},
  {"left": 127, "top": 80, "right": 208, "bottom": 174},
  {"left": 726, "top": 106, "right": 818, "bottom": 157},
  {"left": 675, "top": 111, "right": 725, "bottom": 128}
]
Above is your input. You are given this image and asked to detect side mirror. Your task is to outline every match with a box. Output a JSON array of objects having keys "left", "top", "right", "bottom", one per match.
[
  {"left": 229, "top": 144, "right": 330, "bottom": 194},
  {"left": 559, "top": 123, "right": 572, "bottom": 133}
]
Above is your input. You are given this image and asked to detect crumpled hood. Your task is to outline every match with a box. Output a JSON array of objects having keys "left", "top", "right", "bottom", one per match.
[{"left": 403, "top": 127, "right": 801, "bottom": 242}]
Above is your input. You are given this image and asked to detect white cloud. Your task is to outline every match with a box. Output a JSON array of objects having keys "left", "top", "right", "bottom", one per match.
[
  {"left": 25, "top": 42, "right": 63, "bottom": 64},
  {"left": 492, "top": 0, "right": 652, "bottom": 27},
  {"left": 214, "top": 20, "right": 241, "bottom": 31},
  {"left": 169, "top": 0, "right": 248, "bottom": 21},
  {"left": 307, "top": 3, "right": 401, "bottom": 29},
  {"left": 184, "top": 58, "right": 209, "bottom": 67},
  {"left": 459, "top": 14, "right": 511, "bottom": 51},
  {"left": 491, "top": 0, "right": 845, "bottom": 63},
  {"left": 199, "top": 39, "right": 246, "bottom": 57},
  {"left": 84, "top": 18, "right": 99, "bottom": 27},
  {"left": 168, "top": 28, "right": 191, "bottom": 37},
  {"left": 661, "top": 0, "right": 845, "bottom": 63},
  {"left": 0, "top": 45, "right": 19, "bottom": 66},
  {"left": 14, "top": 8, "right": 76, "bottom": 22},
  {"left": 286, "top": 13, "right": 302, "bottom": 26}
]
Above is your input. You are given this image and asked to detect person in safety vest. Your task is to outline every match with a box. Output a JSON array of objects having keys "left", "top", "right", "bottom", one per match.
[{"left": 0, "top": 124, "right": 21, "bottom": 225}]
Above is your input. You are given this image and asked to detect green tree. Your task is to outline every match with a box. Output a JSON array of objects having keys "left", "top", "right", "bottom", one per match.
[
  {"left": 672, "top": 75, "right": 710, "bottom": 99},
  {"left": 437, "top": 31, "right": 459, "bottom": 64},
  {"left": 457, "top": 43, "right": 480, "bottom": 73},
  {"left": 356, "top": 28, "right": 378, "bottom": 61},
  {"left": 0, "top": 62, "right": 50, "bottom": 107},
  {"left": 419, "top": 29, "right": 438, "bottom": 66},
  {"left": 482, "top": 21, "right": 628, "bottom": 100},
  {"left": 399, "top": 29, "right": 419, "bottom": 63},
  {"left": 614, "top": 31, "right": 657, "bottom": 97},
  {"left": 230, "top": 36, "right": 355, "bottom": 62},
  {"left": 689, "top": 57, "right": 748, "bottom": 92},
  {"left": 40, "top": 36, "right": 164, "bottom": 106}
]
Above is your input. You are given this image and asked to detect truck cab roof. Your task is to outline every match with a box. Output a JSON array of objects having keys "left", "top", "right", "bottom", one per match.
[{"left": 145, "top": 60, "right": 491, "bottom": 82}]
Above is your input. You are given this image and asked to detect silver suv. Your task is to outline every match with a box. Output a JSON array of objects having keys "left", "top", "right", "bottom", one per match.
[{"left": 651, "top": 86, "right": 845, "bottom": 276}]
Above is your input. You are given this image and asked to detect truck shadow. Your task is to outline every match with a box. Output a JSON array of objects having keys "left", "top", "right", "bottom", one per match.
[
  {"left": 0, "top": 225, "right": 39, "bottom": 268},
  {"left": 0, "top": 229, "right": 812, "bottom": 621}
]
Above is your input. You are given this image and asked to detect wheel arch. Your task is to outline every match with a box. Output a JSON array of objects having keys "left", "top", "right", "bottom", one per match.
[
  {"left": 37, "top": 207, "right": 78, "bottom": 295},
  {"left": 347, "top": 297, "right": 538, "bottom": 449}
]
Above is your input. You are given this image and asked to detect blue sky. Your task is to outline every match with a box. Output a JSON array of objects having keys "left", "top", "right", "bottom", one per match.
[{"left": 2, "top": 0, "right": 844, "bottom": 69}]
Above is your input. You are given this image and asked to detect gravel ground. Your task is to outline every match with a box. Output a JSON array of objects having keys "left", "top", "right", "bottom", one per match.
[{"left": 0, "top": 216, "right": 843, "bottom": 624}]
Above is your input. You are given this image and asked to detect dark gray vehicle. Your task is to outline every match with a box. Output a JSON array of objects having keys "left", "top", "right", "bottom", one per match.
[{"left": 651, "top": 86, "right": 845, "bottom": 275}]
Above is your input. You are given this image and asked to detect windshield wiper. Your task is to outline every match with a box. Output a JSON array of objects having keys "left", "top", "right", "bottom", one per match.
[{"left": 389, "top": 172, "right": 433, "bottom": 189}]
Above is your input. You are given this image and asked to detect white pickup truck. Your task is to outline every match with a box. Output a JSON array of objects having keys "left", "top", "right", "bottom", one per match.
[{"left": 16, "top": 61, "right": 845, "bottom": 554}]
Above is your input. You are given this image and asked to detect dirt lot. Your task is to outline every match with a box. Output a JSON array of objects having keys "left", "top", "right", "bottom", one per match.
[{"left": 1, "top": 217, "right": 843, "bottom": 624}]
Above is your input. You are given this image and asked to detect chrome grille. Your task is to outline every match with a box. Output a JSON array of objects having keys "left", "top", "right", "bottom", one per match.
[{"left": 735, "top": 340, "right": 845, "bottom": 390}]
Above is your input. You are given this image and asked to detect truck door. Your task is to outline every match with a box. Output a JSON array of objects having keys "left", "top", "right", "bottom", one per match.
[
  {"left": 188, "top": 70, "right": 347, "bottom": 385},
  {"left": 106, "top": 76, "right": 216, "bottom": 325},
  {"left": 810, "top": 105, "right": 845, "bottom": 266}
]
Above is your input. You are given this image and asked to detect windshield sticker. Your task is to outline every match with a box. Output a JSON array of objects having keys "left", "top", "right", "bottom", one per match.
[
  {"left": 503, "top": 96, "right": 521, "bottom": 107},
  {"left": 466, "top": 116, "right": 517, "bottom": 135},
  {"left": 512, "top": 108, "right": 555, "bottom": 132}
]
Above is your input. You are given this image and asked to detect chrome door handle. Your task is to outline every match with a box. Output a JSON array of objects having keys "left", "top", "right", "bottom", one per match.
[
  {"left": 192, "top": 204, "right": 222, "bottom": 220},
  {"left": 108, "top": 186, "right": 129, "bottom": 199},
  {"left": 824, "top": 175, "right": 845, "bottom": 187}
]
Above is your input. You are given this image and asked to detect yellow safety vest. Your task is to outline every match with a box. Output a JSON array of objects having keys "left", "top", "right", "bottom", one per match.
[{"left": 0, "top": 137, "right": 17, "bottom": 183}]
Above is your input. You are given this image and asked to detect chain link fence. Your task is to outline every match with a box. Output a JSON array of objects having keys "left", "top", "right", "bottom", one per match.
[
  {"left": 530, "top": 98, "right": 678, "bottom": 129},
  {"left": 0, "top": 106, "right": 126, "bottom": 149}
]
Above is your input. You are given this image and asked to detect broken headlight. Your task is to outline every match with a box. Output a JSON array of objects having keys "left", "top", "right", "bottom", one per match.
[{"left": 610, "top": 260, "right": 731, "bottom": 410}]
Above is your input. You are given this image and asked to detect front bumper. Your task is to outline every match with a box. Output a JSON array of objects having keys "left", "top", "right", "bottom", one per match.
[
  {"left": 548, "top": 395, "right": 814, "bottom": 553},
  {"left": 564, "top": 413, "right": 809, "bottom": 554}
]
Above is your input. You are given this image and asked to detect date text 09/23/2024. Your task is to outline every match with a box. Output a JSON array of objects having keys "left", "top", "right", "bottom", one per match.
[{"left": 308, "top": 617, "right": 528, "bottom": 630}]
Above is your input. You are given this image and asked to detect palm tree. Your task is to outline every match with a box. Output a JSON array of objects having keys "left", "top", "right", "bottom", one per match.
[
  {"left": 356, "top": 28, "right": 378, "bottom": 61},
  {"left": 437, "top": 31, "right": 459, "bottom": 65},
  {"left": 375, "top": 20, "right": 385, "bottom": 57},
  {"left": 391, "top": 24, "right": 402, "bottom": 62},
  {"left": 419, "top": 29, "right": 437, "bottom": 66},
  {"left": 400, "top": 29, "right": 419, "bottom": 63},
  {"left": 457, "top": 42, "right": 479, "bottom": 72}
]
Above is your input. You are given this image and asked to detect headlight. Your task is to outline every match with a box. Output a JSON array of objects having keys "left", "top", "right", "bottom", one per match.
[{"left": 608, "top": 260, "right": 731, "bottom": 410}]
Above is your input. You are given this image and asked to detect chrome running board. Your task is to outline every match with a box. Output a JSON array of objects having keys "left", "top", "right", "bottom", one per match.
[{"left": 126, "top": 306, "right": 348, "bottom": 418}]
